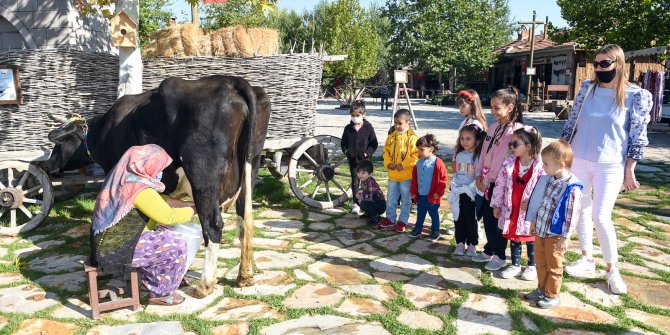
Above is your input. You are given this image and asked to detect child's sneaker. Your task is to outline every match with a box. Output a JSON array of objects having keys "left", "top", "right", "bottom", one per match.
[
  {"left": 472, "top": 252, "right": 493, "bottom": 263},
  {"left": 500, "top": 265, "right": 522, "bottom": 278},
  {"left": 537, "top": 296, "right": 560, "bottom": 309},
  {"left": 408, "top": 228, "right": 422, "bottom": 238},
  {"left": 367, "top": 215, "right": 381, "bottom": 226},
  {"left": 524, "top": 289, "right": 545, "bottom": 301},
  {"left": 453, "top": 243, "right": 466, "bottom": 256},
  {"left": 521, "top": 266, "right": 537, "bottom": 281},
  {"left": 378, "top": 218, "right": 394, "bottom": 229},
  {"left": 465, "top": 244, "right": 477, "bottom": 257},
  {"left": 393, "top": 221, "right": 407, "bottom": 232},
  {"left": 351, "top": 204, "right": 361, "bottom": 215},
  {"left": 484, "top": 255, "right": 507, "bottom": 271},
  {"left": 428, "top": 231, "right": 441, "bottom": 242},
  {"left": 446, "top": 226, "right": 455, "bottom": 235}
]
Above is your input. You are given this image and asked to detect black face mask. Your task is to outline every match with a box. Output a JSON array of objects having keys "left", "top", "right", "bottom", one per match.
[{"left": 596, "top": 69, "right": 616, "bottom": 83}]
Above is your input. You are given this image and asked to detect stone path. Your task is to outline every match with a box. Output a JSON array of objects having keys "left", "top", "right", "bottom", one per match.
[{"left": 1, "top": 98, "right": 669, "bottom": 334}]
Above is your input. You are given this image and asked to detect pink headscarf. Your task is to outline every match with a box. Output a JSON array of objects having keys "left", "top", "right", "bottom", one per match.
[{"left": 92, "top": 144, "right": 172, "bottom": 234}]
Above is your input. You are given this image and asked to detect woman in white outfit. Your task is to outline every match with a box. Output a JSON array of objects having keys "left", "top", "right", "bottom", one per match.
[{"left": 560, "top": 44, "right": 652, "bottom": 294}]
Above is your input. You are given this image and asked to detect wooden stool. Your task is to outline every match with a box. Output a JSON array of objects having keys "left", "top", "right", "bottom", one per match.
[{"left": 84, "top": 261, "right": 140, "bottom": 319}]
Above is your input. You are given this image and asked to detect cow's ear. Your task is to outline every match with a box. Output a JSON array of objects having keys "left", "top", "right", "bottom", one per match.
[{"left": 48, "top": 126, "right": 78, "bottom": 144}]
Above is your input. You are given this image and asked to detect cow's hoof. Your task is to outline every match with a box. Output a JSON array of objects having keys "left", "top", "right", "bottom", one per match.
[
  {"left": 192, "top": 283, "right": 214, "bottom": 298},
  {"left": 237, "top": 274, "right": 255, "bottom": 287}
]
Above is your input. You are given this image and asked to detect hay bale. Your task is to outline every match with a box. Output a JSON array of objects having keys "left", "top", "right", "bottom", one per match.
[
  {"left": 234, "top": 26, "right": 254, "bottom": 57},
  {"left": 221, "top": 27, "right": 239, "bottom": 57},
  {"left": 198, "top": 32, "right": 212, "bottom": 56},
  {"left": 143, "top": 24, "right": 280, "bottom": 58},
  {"left": 167, "top": 25, "right": 185, "bottom": 57},
  {"left": 180, "top": 23, "right": 201, "bottom": 56}
]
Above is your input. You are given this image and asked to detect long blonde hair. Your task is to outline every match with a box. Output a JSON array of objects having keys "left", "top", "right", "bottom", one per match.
[{"left": 594, "top": 44, "right": 629, "bottom": 109}]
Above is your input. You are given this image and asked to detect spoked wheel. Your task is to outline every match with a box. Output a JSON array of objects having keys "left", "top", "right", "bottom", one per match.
[
  {"left": 0, "top": 161, "right": 54, "bottom": 236},
  {"left": 266, "top": 149, "right": 291, "bottom": 183},
  {"left": 288, "top": 135, "right": 351, "bottom": 209}
]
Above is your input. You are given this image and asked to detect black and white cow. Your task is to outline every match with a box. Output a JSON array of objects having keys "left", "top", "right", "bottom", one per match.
[{"left": 46, "top": 75, "right": 271, "bottom": 296}]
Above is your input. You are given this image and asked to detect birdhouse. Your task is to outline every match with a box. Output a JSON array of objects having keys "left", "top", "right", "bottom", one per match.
[{"left": 110, "top": 11, "right": 138, "bottom": 47}]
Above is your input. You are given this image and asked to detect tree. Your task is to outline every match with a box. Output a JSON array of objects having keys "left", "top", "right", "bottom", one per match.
[
  {"left": 553, "top": 0, "right": 670, "bottom": 51},
  {"left": 202, "top": 0, "right": 269, "bottom": 28},
  {"left": 385, "top": 0, "right": 513, "bottom": 87},
  {"left": 139, "top": 0, "right": 174, "bottom": 46},
  {"left": 317, "top": 0, "right": 380, "bottom": 99}
]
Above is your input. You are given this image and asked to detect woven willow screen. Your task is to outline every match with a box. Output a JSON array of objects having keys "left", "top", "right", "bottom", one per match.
[
  {"left": 0, "top": 49, "right": 118, "bottom": 157},
  {"left": 143, "top": 53, "right": 323, "bottom": 140}
]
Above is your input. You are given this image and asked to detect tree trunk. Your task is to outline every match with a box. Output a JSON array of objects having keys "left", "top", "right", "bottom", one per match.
[
  {"left": 449, "top": 67, "right": 456, "bottom": 92},
  {"left": 116, "top": 0, "right": 142, "bottom": 98},
  {"left": 191, "top": 2, "right": 199, "bottom": 25}
]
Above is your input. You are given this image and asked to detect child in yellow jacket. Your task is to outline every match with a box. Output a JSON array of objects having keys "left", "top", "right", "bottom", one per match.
[{"left": 378, "top": 109, "right": 419, "bottom": 232}]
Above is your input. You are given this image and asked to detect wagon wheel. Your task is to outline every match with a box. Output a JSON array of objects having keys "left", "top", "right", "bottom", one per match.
[
  {"left": 267, "top": 149, "right": 291, "bottom": 183},
  {"left": 0, "top": 161, "right": 54, "bottom": 236},
  {"left": 53, "top": 168, "right": 86, "bottom": 202},
  {"left": 288, "top": 135, "right": 351, "bottom": 209}
]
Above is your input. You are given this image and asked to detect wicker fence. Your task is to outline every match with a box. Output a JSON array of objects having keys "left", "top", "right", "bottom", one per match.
[
  {"left": 143, "top": 53, "right": 323, "bottom": 141},
  {"left": 0, "top": 49, "right": 118, "bottom": 160}
]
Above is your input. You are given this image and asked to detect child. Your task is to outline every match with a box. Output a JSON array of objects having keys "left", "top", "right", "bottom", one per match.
[
  {"left": 456, "top": 89, "right": 488, "bottom": 132},
  {"left": 449, "top": 124, "right": 485, "bottom": 256},
  {"left": 378, "top": 109, "right": 419, "bottom": 232},
  {"left": 409, "top": 134, "right": 449, "bottom": 241},
  {"left": 472, "top": 87, "right": 524, "bottom": 271},
  {"left": 523, "top": 141, "right": 583, "bottom": 309},
  {"left": 355, "top": 160, "right": 386, "bottom": 226},
  {"left": 447, "top": 89, "right": 488, "bottom": 235},
  {"left": 341, "top": 100, "right": 378, "bottom": 215},
  {"left": 491, "top": 126, "right": 545, "bottom": 280}
]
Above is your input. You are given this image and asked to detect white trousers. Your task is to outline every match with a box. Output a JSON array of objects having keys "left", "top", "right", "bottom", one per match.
[{"left": 571, "top": 157, "right": 624, "bottom": 264}]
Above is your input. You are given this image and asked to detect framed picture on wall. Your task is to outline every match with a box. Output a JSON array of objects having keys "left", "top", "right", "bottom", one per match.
[{"left": 0, "top": 66, "right": 22, "bottom": 105}]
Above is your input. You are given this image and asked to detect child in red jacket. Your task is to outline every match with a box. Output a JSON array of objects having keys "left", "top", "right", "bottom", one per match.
[{"left": 409, "top": 134, "right": 449, "bottom": 241}]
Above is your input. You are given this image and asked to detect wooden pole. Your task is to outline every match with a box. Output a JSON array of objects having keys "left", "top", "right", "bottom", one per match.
[
  {"left": 116, "top": 0, "right": 141, "bottom": 97},
  {"left": 526, "top": 11, "right": 536, "bottom": 111}
]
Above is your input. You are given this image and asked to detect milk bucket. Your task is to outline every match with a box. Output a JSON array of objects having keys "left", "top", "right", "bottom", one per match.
[{"left": 160, "top": 222, "right": 203, "bottom": 275}]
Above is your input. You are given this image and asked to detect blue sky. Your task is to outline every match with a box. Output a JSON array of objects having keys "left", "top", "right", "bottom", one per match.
[{"left": 167, "top": 0, "right": 568, "bottom": 28}]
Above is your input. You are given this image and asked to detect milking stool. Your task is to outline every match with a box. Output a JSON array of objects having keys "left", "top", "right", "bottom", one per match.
[{"left": 84, "top": 260, "right": 141, "bottom": 319}]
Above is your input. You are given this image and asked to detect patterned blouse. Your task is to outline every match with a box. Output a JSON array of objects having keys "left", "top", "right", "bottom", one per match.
[{"left": 561, "top": 80, "right": 652, "bottom": 161}]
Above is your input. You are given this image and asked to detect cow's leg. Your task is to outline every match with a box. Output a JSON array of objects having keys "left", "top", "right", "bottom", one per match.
[
  {"left": 193, "top": 240, "right": 219, "bottom": 298},
  {"left": 236, "top": 161, "right": 255, "bottom": 287}
]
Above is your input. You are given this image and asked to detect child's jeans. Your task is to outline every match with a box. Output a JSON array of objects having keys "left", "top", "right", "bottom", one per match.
[
  {"left": 510, "top": 241, "right": 535, "bottom": 267},
  {"left": 386, "top": 180, "right": 411, "bottom": 224},
  {"left": 348, "top": 161, "right": 360, "bottom": 205},
  {"left": 414, "top": 195, "right": 440, "bottom": 233},
  {"left": 360, "top": 199, "right": 386, "bottom": 218}
]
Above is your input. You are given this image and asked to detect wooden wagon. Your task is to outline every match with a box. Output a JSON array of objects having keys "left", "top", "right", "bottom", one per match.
[{"left": 0, "top": 49, "right": 352, "bottom": 235}]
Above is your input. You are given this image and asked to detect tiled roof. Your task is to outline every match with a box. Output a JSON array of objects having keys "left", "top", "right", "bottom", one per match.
[{"left": 493, "top": 35, "right": 576, "bottom": 55}]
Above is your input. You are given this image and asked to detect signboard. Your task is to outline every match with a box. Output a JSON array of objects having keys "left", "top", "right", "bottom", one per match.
[
  {"left": 0, "top": 66, "right": 22, "bottom": 105},
  {"left": 394, "top": 70, "right": 408, "bottom": 84},
  {"left": 526, "top": 67, "right": 536, "bottom": 75}
]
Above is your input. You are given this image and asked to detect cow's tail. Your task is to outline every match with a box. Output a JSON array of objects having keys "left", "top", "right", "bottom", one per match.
[
  {"left": 235, "top": 78, "right": 256, "bottom": 215},
  {"left": 236, "top": 78, "right": 256, "bottom": 283}
]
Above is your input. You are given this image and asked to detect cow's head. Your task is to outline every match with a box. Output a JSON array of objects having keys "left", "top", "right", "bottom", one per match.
[{"left": 45, "top": 117, "right": 91, "bottom": 175}]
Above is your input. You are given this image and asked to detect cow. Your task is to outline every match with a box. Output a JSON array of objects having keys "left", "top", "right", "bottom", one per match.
[{"left": 45, "top": 75, "right": 271, "bottom": 297}]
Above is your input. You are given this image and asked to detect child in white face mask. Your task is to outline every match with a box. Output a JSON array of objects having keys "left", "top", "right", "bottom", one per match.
[{"left": 341, "top": 100, "right": 379, "bottom": 215}]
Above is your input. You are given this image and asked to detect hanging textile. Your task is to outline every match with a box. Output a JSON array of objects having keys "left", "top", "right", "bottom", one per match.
[{"left": 638, "top": 70, "right": 665, "bottom": 124}]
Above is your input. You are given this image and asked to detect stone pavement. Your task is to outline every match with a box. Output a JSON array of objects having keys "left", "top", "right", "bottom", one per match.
[{"left": 0, "top": 98, "right": 668, "bottom": 334}]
